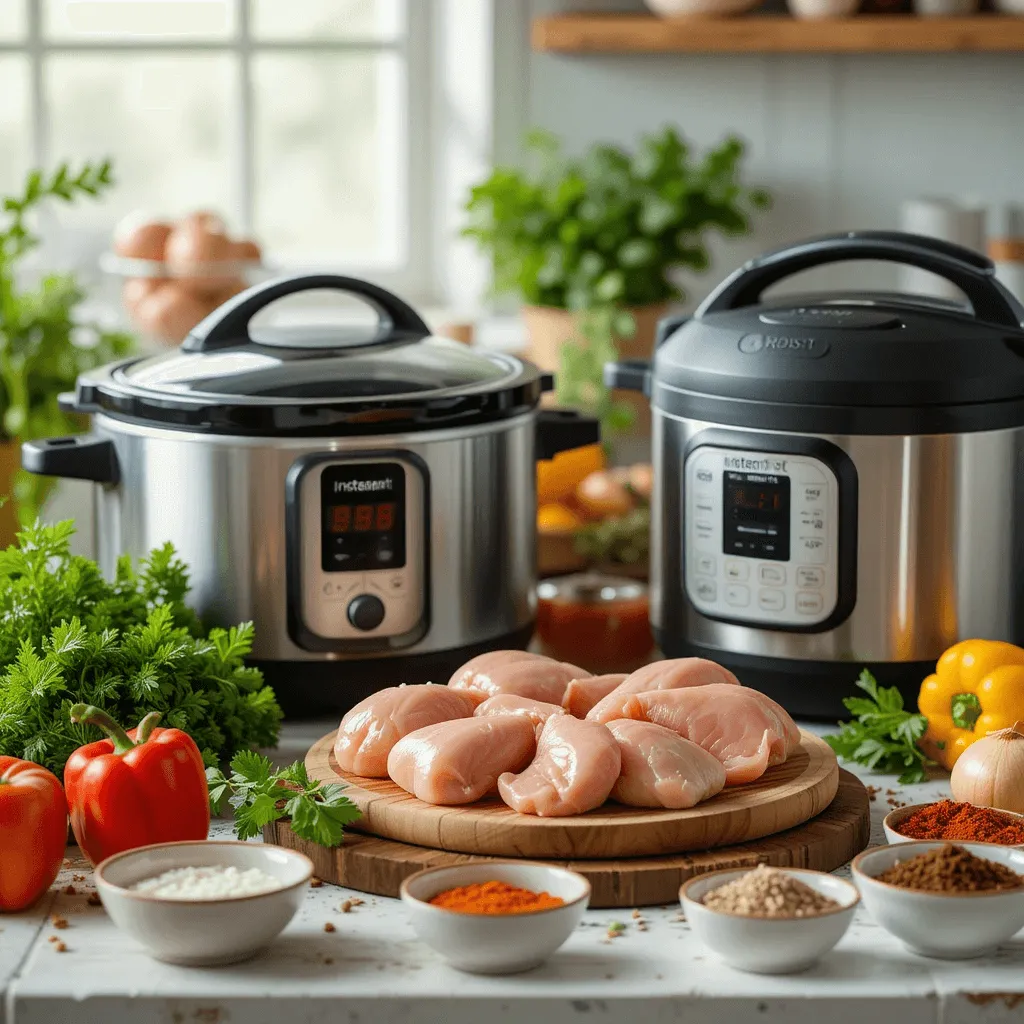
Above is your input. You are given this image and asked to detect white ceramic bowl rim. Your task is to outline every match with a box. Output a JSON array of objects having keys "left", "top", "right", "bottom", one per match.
[
  {"left": 884, "top": 802, "right": 1024, "bottom": 841},
  {"left": 95, "top": 840, "right": 314, "bottom": 906},
  {"left": 680, "top": 865, "right": 860, "bottom": 920},
  {"left": 853, "top": 841, "right": 1024, "bottom": 899},
  {"left": 400, "top": 861, "right": 592, "bottom": 919}
]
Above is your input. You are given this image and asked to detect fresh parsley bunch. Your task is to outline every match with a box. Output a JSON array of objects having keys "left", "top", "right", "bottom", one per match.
[
  {"left": 824, "top": 670, "right": 935, "bottom": 785},
  {"left": 208, "top": 752, "right": 361, "bottom": 848},
  {"left": 0, "top": 519, "right": 282, "bottom": 776}
]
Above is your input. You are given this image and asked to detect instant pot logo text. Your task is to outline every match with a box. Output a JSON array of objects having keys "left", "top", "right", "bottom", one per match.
[
  {"left": 738, "top": 334, "right": 830, "bottom": 358},
  {"left": 723, "top": 456, "right": 788, "bottom": 474},
  {"left": 334, "top": 478, "right": 393, "bottom": 494}
]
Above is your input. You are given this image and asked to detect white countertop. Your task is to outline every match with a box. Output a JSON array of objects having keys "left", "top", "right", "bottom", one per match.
[{"left": 3, "top": 721, "right": 1022, "bottom": 1024}]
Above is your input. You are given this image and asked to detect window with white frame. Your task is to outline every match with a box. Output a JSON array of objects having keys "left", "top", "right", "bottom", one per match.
[{"left": 0, "top": 0, "right": 432, "bottom": 296}]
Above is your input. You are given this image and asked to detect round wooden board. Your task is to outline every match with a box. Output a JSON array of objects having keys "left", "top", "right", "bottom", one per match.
[
  {"left": 305, "top": 728, "right": 840, "bottom": 859},
  {"left": 265, "top": 769, "right": 870, "bottom": 908}
]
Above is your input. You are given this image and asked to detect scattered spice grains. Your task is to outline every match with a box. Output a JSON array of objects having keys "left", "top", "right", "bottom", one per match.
[
  {"left": 606, "top": 921, "right": 627, "bottom": 939},
  {"left": 877, "top": 844, "right": 1024, "bottom": 893},
  {"left": 323, "top": 922, "right": 336, "bottom": 933},
  {"left": 702, "top": 865, "right": 840, "bottom": 919},
  {"left": 341, "top": 900, "right": 353, "bottom": 913},
  {"left": 896, "top": 801, "right": 1024, "bottom": 845},
  {"left": 866, "top": 785, "right": 880, "bottom": 803},
  {"left": 428, "top": 881, "right": 565, "bottom": 915},
  {"left": 86, "top": 893, "right": 102, "bottom": 907},
  {"left": 310, "top": 877, "right": 323, "bottom": 889},
  {"left": 63, "top": 885, "right": 77, "bottom": 896},
  {"left": 51, "top": 916, "right": 68, "bottom": 930},
  {"left": 53, "top": 941, "right": 67, "bottom": 953}
]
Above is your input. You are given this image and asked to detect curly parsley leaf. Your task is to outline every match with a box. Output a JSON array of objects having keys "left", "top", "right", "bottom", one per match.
[
  {"left": 208, "top": 754, "right": 361, "bottom": 849},
  {"left": 823, "top": 669, "right": 934, "bottom": 785}
]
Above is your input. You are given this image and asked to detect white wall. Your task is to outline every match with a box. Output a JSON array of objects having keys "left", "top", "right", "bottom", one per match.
[{"left": 511, "top": 0, "right": 1024, "bottom": 304}]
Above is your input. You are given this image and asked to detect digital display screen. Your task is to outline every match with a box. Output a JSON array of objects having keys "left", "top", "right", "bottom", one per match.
[
  {"left": 723, "top": 471, "right": 790, "bottom": 561},
  {"left": 320, "top": 463, "right": 406, "bottom": 573}
]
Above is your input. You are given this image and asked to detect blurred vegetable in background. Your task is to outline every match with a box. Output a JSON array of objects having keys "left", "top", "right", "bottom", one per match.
[{"left": 0, "top": 160, "right": 134, "bottom": 532}]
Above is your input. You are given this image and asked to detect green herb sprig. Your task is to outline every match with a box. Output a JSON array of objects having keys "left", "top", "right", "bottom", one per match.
[
  {"left": 823, "top": 670, "right": 935, "bottom": 785},
  {"left": 208, "top": 751, "right": 361, "bottom": 848},
  {"left": 0, "top": 519, "right": 282, "bottom": 776}
]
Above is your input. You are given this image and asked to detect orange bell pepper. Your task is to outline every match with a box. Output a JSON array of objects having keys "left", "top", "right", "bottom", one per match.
[
  {"left": 64, "top": 705, "right": 210, "bottom": 866},
  {"left": 0, "top": 757, "right": 67, "bottom": 912},
  {"left": 918, "top": 640, "right": 1024, "bottom": 771}
]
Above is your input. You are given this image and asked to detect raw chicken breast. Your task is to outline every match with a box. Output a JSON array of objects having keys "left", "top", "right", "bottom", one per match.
[
  {"left": 450, "top": 653, "right": 590, "bottom": 707},
  {"left": 497, "top": 715, "right": 621, "bottom": 817},
  {"left": 613, "top": 684, "right": 800, "bottom": 785},
  {"left": 562, "top": 674, "right": 627, "bottom": 718},
  {"left": 387, "top": 716, "right": 536, "bottom": 805},
  {"left": 608, "top": 720, "right": 726, "bottom": 809},
  {"left": 474, "top": 694, "right": 568, "bottom": 729},
  {"left": 334, "top": 684, "right": 476, "bottom": 777},
  {"left": 587, "top": 658, "right": 740, "bottom": 724},
  {"left": 447, "top": 650, "right": 548, "bottom": 691}
]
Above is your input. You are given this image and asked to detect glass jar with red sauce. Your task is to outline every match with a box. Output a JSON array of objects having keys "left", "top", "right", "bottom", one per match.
[{"left": 535, "top": 573, "right": 654, "bottom": 674}]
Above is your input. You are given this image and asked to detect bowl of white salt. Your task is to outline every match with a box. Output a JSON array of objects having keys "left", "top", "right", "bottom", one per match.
[
  {"left": 96, "top": 841, "right": 313, "bottom": 966},
  {"left": 680, "top": 864, "right": 859, "bottom": 974}
]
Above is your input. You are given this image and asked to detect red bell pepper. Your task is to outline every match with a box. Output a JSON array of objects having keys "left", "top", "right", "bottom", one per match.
[
  {"left": 65, "top": 705, "right": 210, "bottom": 865},
  {"left": 0, "top": 757, "right": 67, "bottom": 912}
]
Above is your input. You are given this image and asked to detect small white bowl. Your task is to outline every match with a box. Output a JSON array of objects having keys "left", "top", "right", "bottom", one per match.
[
  {"left": 680, "top": 868, "right": 859, "bottom": 974},
  {"left": 883, "top": 803, "right": 1024, "bottom": 848},
  {"left": 400, "top": 862, "right": 590, "bottom": 974},
  {"left": 853, "top": 842, "right": 1024, "bottom": 959},
  {"left": 96, "top": 841, "right": 313, "bottom": 966}
]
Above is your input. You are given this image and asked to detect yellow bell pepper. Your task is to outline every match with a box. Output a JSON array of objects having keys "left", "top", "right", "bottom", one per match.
[{"left": 918, "top": 639, "right": 1024, "bottom": 771}]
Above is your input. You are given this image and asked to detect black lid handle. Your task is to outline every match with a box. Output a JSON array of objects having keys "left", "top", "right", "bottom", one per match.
[
  {"left": 698, "top": 231, "right": 1024, "bottom": 329},
  {"left": 182, "top": 273, "right": 431, "bottom": 353}
]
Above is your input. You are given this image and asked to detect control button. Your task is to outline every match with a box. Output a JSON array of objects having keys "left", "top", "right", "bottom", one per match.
[
  {"left": 370, "top": 573, "right": 407, "bottom": 597},
  {"left": 347, "top": 593, "right": 386, "bottom": 631},
  {"left": 797, "top": 566, "right": 825, "bottom": 589},
  {"left": 725, "top": 560, "right": 749, "bottom": 582},
  {"left": 758, "top": 564, "right": 787, "bottom": 586},
  {"left": 758, "top": 589, "right": 786, "bottom": 612},
  {"left": 799, "top": 508, "right": 825, "bottom": 532},
  {"left": 695, "top": 519, "right": 714, "bottom": 540},
  {"left": 726, "top": 584, "right": 750, "bottom": 608},
  {"left": 693, "top": 579, "right": 718, "bottom": 604},
  {"left": 694, "top": 468, "right": 715, "bottom": 486},
  {"left": 798, "top": 537, "right": 827, "bottom": 564},
  {"left": 695, "top": 555, "right": 716, "bottom": 577},
  {"left": 694, "top": 496, "right": 715, "bottom": 516},
  {"left": 796, "top": 591, "right": 825, "bottom": 616},
  {"left": 801, "top": 484, "right": 825, "bottom": 504}
]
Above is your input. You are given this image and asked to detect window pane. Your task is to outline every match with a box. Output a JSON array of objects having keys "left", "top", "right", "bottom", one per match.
[
  {"left": 45, "top": 55, "right": 238, "bottom": 234},
  {"left": 44, "top": 0, "right": 235, "bottom": 39},
  {"left": 0, "top": 58, "right": 30, "bottom": 196},
  {"left": 252, "top": 53, "right": 404, "bottom": 267},
  {"left": 0, "top": 0, "right": 25, "bottom": 39},
  {"left": 251, "top": 0, "right": 403, "bottom": 40}
]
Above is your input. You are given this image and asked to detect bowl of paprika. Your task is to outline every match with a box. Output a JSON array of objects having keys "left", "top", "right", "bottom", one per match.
[
  {"left": 400, "top": 862, "right": 591, "bottom": 974},
  {"left": 883, "top": 801, "right": 1024, "bottom": 848}
]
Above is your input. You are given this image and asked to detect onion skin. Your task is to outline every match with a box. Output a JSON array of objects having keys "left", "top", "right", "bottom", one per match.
[{"left": 950, "top": 721, "right": 1024, "bottom": 814}]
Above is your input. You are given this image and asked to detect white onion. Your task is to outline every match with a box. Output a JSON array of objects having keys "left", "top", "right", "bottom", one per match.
[{"left": 950, "top": 721, "right": 1024, "bottom": 814}]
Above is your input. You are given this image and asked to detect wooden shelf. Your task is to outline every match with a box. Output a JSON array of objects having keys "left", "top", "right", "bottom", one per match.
[{"left": 531, "top": 13, "right": 1024, "bottom": 53}]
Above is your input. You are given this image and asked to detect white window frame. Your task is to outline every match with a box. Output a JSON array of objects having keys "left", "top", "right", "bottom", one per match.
[{"left": 1, "top": 0, "right": 449, "bottom": 300}]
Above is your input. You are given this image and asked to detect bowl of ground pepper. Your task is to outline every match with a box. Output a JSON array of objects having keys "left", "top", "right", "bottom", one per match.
[
  {"left": 884, "top": 800, "right": 1024, "bottom": 847},
  {"left": 680, "top": 865, "right": 860, "bottom": 974},
  {"left": 853, "top": 842, "right": 1024, "bottom": 959},
  {"left": 400, "top": 862, "right": 590, "bottom": 974}
]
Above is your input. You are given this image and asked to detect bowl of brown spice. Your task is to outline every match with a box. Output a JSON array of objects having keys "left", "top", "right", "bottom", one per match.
[
  {"left": 883, "top": 800, "right": 1024, "bottom": 847},
  {"left": 853, "top": 842, "right": 1024, "bottom": 959},
  {"left": 680, "top": 865, "right": 859, "bottom": 975}
]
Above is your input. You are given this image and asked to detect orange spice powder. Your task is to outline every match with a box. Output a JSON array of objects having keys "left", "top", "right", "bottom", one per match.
[{"left": 428, "top": 880, "right": 565, "bottom": 915}]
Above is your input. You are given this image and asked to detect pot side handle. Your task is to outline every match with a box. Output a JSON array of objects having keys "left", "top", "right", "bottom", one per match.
[
  {"left": 21, "top": 436, "right": 120, "bottom": 485},
  {"left": 604, "top": 360, "right": 651, "bottom": 396},
  {"left": 182, "top": 273, "right": 432, "bottom": 353},
  {"left": 535, "top": 410, "right": 600, "bottom": 461}
]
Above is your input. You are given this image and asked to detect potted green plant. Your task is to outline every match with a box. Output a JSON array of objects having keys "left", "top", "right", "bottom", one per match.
[
  {"left": 463, "top": 126, "right": 770, "bottom": 440},
  {"left": 0, "top": 160, "right": 134, "bottom": 544}
]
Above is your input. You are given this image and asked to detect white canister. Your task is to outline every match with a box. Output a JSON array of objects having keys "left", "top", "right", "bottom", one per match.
[
  {"left": 899, "top": 198, "right": 987, "bottom": 302},
  {"left": 913, "top": 0, "right": 979, "bottom": 14},
  {"left": 788, "top": 0, "right": 859, "bottom": 17}
]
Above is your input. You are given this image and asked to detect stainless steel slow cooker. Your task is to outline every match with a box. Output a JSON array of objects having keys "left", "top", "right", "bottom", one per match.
[
  {"left": 606, "top": 231, "right": 1024, "bottom": 718},
  {"left": 22, "top": 274, "right": 597, "bottom": 714}
]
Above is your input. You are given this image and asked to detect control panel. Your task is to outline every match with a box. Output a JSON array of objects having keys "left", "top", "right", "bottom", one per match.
[
  {"left": 296, "top": 457, "right": 425, "bottom": 642},
  {"left": 683, "top": 445, "right": 839, "bottom": 628}
]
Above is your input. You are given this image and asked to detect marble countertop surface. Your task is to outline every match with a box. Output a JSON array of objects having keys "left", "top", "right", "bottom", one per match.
[{"left": 3, "top": 720, "right": 1022, "bottom": 1024}]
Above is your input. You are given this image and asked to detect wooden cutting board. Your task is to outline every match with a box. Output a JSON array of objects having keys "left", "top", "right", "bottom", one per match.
[
  {"left": 265, "top": 768, "right": 870, "bottom": 908},
  {"left": 304, "top": 728, "right": 839, "bottom": 859}
]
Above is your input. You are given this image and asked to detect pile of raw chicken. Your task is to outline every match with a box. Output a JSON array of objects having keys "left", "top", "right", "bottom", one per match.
[{"left": 334, "top": 652, "right": 801, "bottom": 818}]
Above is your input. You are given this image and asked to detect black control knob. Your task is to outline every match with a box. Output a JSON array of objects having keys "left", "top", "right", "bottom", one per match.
[{"left": 347, "top": 593, "right": 386, "bottom": 632}]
